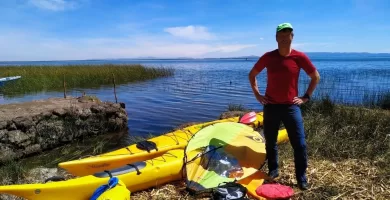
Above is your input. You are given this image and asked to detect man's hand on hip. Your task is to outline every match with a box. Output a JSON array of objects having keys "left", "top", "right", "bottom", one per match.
[
  {"left": 256, "top": 94, "right": 269, "bottom": 105},
  {"left": 293, "top": 96, "right": 308, "bottom": 105}
]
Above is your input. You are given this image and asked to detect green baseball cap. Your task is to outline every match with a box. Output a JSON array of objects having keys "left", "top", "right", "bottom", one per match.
[{"left": 276, "top": 23, "right": 293, "bottom": 32}]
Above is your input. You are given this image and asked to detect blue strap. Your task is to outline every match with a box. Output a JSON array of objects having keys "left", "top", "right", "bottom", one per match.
[{"left": 90, "top": 177, "right": 119, "bottom": 200}]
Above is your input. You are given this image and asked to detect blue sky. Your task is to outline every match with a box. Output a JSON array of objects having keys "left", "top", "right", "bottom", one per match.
[{"left": 0, "top": 0, "right": 389, "bottom": 61}]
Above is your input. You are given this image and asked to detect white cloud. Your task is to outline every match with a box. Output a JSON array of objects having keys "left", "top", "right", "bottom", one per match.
[
  {"left": 0, "top": 30, "right": 257, "bottom": 61},
  {"left": 164, "top": 25, "right": 216, "bottom": 40},
  {"left": 28, "top": 0, "right": 78, "bottom": 11}
]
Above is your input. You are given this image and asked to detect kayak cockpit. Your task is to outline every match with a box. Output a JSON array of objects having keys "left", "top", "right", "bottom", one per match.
[{"left": 93, "top": 162, "right": 146, "bottom": 178}]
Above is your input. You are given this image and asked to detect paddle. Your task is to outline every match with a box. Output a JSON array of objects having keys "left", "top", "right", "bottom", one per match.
[{"left": 239, "top": 111, "right": 257, "bottom": 124}]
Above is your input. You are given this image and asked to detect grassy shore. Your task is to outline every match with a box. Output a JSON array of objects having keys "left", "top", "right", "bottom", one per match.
[
  {"left": 289, "top": 98, "right": 389, "bottom": 199},
  {"left": 0, "top": 64, "right": 174, "bottom": 96},
  {"left": 131, "top": 98, "right": 390, "bottom": 199},
  {"left": 0, "top": 97, "right": 389, "bottom": 200}
]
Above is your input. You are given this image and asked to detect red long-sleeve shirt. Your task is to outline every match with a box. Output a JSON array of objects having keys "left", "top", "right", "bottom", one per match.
[{"left": 254, "top": 49, "right": 317, "bottom": 104}]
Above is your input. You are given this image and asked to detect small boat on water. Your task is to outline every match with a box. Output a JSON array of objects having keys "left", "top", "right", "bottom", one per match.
[{"left": 0, "top": 76, "right": 21, "bottom": 86}]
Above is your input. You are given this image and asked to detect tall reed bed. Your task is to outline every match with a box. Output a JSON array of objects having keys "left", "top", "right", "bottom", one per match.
[
  {"left": 0, "top": 64, "right": 174, "bottom": 96},
  {"left": 297, "top": 67, "right": 390, "bottom": 109}
]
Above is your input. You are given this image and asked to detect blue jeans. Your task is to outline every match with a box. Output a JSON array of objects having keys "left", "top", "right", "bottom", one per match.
[{"left": 263, "top": 104, "right": 308, "bottom": 184}]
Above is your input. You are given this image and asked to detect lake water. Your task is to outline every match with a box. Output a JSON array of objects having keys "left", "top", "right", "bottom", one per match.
[{"left": 1, "top": 55, "right": 390, "bottom": 137}]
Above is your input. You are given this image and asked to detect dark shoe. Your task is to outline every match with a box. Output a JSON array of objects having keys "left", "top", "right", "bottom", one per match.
[
  {"left": 298, "top": 182, "right": 309, "bottom": 190},
  {"left": 267, "top": 170, "right": 279, "bottom": 179}
]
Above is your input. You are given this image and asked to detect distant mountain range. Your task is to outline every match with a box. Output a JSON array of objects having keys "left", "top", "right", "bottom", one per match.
[
  {"left": 306, "top": 52, "right": 390, "bottom": 57},
  {"left": 1, "top": 52, "right": 390, "bottom": 63},
  {"left": 108, "top": 52, "right": 390, "bottom": 60}
]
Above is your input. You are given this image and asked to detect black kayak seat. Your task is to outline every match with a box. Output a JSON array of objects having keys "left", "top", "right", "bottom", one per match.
[
  {"left": 136, "top": 140, "right": 158, "bottom": 152},
  {"left": 93, "top": 161, "right": 146, "bottom": 178}
]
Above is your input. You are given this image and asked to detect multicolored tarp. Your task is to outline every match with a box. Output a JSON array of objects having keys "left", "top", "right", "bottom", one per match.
[{"left": 184, "top": 121, "right": 267, "bottom": 192}]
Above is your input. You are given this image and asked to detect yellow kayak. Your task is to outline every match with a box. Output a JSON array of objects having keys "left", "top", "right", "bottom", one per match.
[
  {"left": 0, "top": 150, "right": 185, "bottom": 200},
  {"left": 0, "top": 128, "right": 289, "bottom": 200},
  {"left": 59, "top": 112, "right": 266, "bottom": 176}
]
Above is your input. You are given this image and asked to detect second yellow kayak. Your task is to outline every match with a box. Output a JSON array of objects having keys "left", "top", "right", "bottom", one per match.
[
  {"left": 0, "top": 149, "right": 185, "bottom": 200},
  {"left": 59, "top": 112, "right": 265, "bottom": 176}
]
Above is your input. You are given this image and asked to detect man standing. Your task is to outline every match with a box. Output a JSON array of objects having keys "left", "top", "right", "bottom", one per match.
[{"left": 248, "top": 23, "right": 320, "bottom": 190}]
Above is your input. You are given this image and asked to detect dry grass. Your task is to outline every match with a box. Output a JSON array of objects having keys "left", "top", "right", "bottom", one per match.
[
  {"left": 273, "top": 145, "right": 390, "bottom": 200},
  {"left": 129, "top": 100, "right": 390, "bottom": 200},
  {"left": 127, "top": 156, "right": 390, "bottom": 200},
  {"left": 130, "top": 181, "right": 194, "bottom": 200}
]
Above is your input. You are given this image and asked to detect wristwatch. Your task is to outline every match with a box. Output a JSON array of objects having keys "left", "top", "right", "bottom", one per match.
[{"left": 303, "top": 93, "right": 311, "bottom": 101}]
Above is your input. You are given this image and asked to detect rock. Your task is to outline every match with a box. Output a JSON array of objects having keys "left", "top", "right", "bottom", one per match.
[
  {"left": 52, "top": 108, "right": 67, "bottom": 117},
  {"left": 13, "top": 116, "right": 34, "bottom": 132},
  {"left": 110, "top": 103, "right": 121, "bottom": 109},
  {"left": 26, "top": 127, "right": 37, "bottom": 138},
  {"left": 0, "top": 121, "right": 7, "bottom": 129},
  {"left": 90, "top": 104, "right": 104, "bottom": 113},
  {"left": 0, "top": 144, "right": 22, "bottom": 162},
  {"left": 7, "top": 121, "right": 17, "bottom": 131},
  {"left": 0, "top": 129, "right": 7, "bottom": 142},
  {"left": 24, "top": 144, "right": 41, "bottom": 155},
  {"left": 117, "top": 112, "right": 127, "bottom": 119},
  {"left": 79, "top": 109, "right": 92, "bottom": 119},
  {"left": 0, "top": 97, "right": 128, "bottom": 163},
  {"left": 8, "top": 130, "right": 30, "bottom": 145},
  {"left": 39, "top": 111, "right": 53, "bottom": 120},
  {"left": 105, "top": 106, "right": 119, "bottom": 116}
]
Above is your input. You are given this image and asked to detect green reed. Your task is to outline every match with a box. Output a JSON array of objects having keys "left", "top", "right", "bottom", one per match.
[
  {"left": 297, "top": 67, "right": 390, "bottom": 110},
  {"left": 0, "top": 64, "right": 174, "bottom": 96}
]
